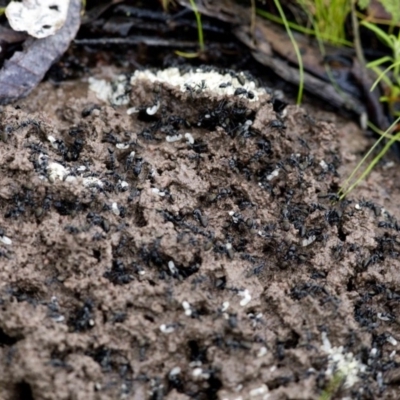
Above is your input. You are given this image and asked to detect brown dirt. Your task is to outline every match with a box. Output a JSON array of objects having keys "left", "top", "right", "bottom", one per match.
[{"left": 1, "top": 66, "right": 400, "bottom": 400}]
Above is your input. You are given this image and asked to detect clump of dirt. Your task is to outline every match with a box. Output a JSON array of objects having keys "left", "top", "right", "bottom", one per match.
[{"left": 1, "top": 67, "right": 400, "bottom": 400}]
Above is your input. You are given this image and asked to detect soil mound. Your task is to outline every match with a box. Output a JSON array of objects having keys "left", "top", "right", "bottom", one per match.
[{"left": 1, "top": 67, "right": 400, "bottom": 399}]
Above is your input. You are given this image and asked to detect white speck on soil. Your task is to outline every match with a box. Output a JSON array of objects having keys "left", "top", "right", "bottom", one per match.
[
  {"left": 166, "top": 134, "right": 183, "bottom": 142},
  {"left": 146, "top": 101, "right": 160, "bottom": 115},
  {"left": 48, "top": 162, "right": 69, "bottom": 182},
  {"left": 182, "top": 301, "right": 192, "bottom": 316},
  {"left": 116, "top": 143, "right": 130, "bottom": 149},
  {"left": 238, "top": 289, "right": 251, "bottom": 307},
  {"left": 301, "top": 235, "right": 316, "bottom": 247},
  {"left": 257, "top": 347, "right": 268, "bottom": 357},
  {"left": 266, "top": 169, "right": 279, "bottom": 181},
  {"left": 0, "top": 235, "right": 12, "bottom": 245},
  {"left": 168, "top": 260, "right": 177, "bottom": 274},
  {"left": 321, "top": 332, "right": 366, "bottom": 388},
  {"left": 159, "top": 324, "right": 175, "bottom": 334},
  {"left": 111, "top": 202, "right": 120, "bottom": 216},
  {"left": 184, "top": 132, "right": 194, "bottom": 144},
  {"left": 387, "top": 335, "right": 398, "bottom": 346}
]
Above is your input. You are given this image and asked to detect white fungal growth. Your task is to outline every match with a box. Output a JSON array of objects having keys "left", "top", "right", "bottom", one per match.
[
  {"left": 130, "top": 67, "right": 267, "bottom": 102},
  {"left": 238, "top": 289, "right": 252, "bottom": 307},
  {"left": 184, "top": 133, "right": 194, "bottom": 144},
  {"left": 82, "top": 177, "right": 103, "bottom": 188},
  {"left": 0, "top": 235, "right": 12, "bottom": 245},
  {"left": 88, "top": 75, "right": 130, "bottom": 106},
  {"left": 6, "top": 0, "right": 69, "bottom": 39},
  {"left": 146, "top": 101, "right": 160, "bottom": 115},
  {"left": 321, "top": 332, "right": 366, "bottom": 388},
  {"left": 64, "top": 175, "right": 77, "bottom": 183},
  {"left": 111, "top": 202, "right": 120, "bottom": 216},
  {"left": 166, "top": 134, "right": 183, "bottom": 143},
  {"left": 118, "top": 180, "right": 129, "bottom": 189}
]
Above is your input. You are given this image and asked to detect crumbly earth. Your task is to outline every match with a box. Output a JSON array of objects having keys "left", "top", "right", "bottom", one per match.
[{"left": 2, "top": 68, "right": 400, "bottom": 400}]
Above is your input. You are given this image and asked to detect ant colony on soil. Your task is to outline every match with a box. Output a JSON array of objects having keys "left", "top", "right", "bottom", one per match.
[{"left": 2, "top": 66, "right": 400, "bottom": 399}]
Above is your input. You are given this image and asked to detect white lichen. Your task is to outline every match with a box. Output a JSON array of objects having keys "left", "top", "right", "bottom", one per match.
[{"left": 6, "top": 0, "right": 69, "bottom": 39}]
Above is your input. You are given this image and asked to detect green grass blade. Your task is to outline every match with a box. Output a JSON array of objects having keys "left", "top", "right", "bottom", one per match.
[
  {"left": 256, "top": 9, "right": 352, "bottom": 46},
  {"left": 339, "top": 116, "right": 400, "bottom": 199},
  {"left": 188, "top": 0, "right": 204, "bottom": 51},
  {"left": 366, "top": 56, "right": 394, "bottom": 68},
  {"left": 272, "top": 0, "right": 304, "bottom": 104},
  {"left": 361, "top": 21, "right": 393, "bottom": 48},
  {"left": 338, "top": 127, "right": 387, "bottom": 197},
  {"left": 340, "top": 130, "right": 400, "bottom": 198},
  {"left": 369, "top": 61, "right": 400, "bottom": 91}
]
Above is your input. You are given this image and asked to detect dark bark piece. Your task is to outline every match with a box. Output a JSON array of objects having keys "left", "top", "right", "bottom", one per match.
[
  {"left": 0, "top": 0, "right": 81, "bottom": 105},
  {"left": 251, "top": 49, "right": 366, "bottom": 116}
]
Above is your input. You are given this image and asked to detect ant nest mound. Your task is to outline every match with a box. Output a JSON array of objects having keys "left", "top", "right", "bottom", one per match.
[{"left": 0, "top": 66, "right": 400, "bottom": 399}]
